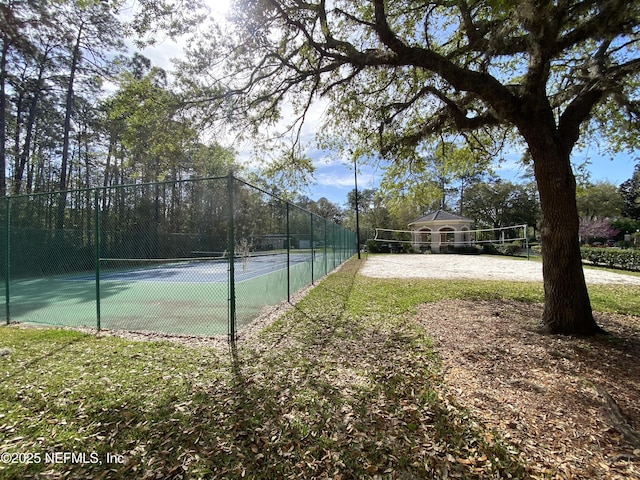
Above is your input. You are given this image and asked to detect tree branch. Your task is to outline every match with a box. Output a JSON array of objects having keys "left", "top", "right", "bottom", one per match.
[
  {"left": 370, "top": 0, "right": 520, "bottom": 124},
  {"left": 556, "top": 0, "right": 639, "bottom": 54},
  {"left": 558, "top": 88, "right": 605, "bottom": 155}
]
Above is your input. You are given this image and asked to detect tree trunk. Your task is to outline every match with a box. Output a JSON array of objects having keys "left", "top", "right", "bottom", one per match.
[
  {"left": 14, "top": 78, "right": 42, "bottom": 194},
  {"left": 60, "top": 25, "right": 82, "bottom": 193},
  {"left": 527, "top": 132, "right": 603, "bottom": 335},
  {"left": 0, "top": 40, "right": 8, "bottom": 197},
  {"left": 57, "top": 24, "right": 83, "bottom": 230}
]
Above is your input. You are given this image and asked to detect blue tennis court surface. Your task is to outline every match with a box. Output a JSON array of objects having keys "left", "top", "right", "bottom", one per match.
[{"left": 69, "top": 252, "right": 323, "bottom": 283}]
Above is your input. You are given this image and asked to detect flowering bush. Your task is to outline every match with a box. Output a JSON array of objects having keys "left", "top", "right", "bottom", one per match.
[{"left": 579, "top": 217, "right": 619, "bottom": 245}]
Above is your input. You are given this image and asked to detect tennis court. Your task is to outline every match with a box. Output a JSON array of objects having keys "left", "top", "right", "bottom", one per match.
[
  {"left": 4, "top": 251, "right": 334, "bottom": 336},
  {"left": 1, "top": 176, "right": 357, "bottom": 338}
]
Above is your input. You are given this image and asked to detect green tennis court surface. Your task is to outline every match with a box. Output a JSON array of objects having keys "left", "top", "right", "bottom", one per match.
[{"left": 3, "top": 254, "right": 332, "bottom": 336}]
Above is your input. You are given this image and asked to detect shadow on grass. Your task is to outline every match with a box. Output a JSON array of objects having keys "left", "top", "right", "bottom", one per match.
[
  {"left": 216, "top": 258, "right": 530, "bottom": 478},
  {"left": 0, "top": 258, "right": 530, "bottom": 479},
  {"left": 0, "top": 327, "right": 87, "bottom": 384}
]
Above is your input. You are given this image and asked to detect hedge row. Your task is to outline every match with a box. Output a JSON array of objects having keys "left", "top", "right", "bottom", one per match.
[{"left": 580, "top": 247, "right": 640, "bottom": 271}]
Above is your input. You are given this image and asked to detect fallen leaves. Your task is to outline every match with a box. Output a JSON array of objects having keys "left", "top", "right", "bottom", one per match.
[
  {"left": 3, "top": 261, "right": 638, "bottom": 479},
  {"left": 417, "top": 299, "right": 640, "bottom": 479}
]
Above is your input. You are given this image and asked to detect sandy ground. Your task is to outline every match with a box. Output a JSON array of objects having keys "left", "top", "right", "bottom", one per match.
[{"left": 359, "top": 254, "right": 640, "bottom": 285}]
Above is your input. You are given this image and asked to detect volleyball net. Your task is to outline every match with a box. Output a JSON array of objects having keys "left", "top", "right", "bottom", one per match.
[{"left": 372, "top": 224, "right": 529, "bottom": 254}]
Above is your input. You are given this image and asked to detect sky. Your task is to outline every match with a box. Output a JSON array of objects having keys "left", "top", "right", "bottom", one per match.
[
  {"left": 307, "top": 149, "right": 637, "bottom": 207},
  {"left": 135, "top": 2, "right": 639, "bottom": 209}
]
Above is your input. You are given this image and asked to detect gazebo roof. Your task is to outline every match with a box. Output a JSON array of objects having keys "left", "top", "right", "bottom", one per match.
[{"left": 409, "top": 209, "right": 473, "bottom": 225}]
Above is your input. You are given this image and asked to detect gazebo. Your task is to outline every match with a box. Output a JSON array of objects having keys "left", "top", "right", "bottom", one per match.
[{"left": 409, "top": 209, "right": 474, "bottom": 253}]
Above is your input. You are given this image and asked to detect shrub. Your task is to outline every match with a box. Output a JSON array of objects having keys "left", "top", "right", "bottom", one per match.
[
  {"left": 482, "top": 241, "right": 522, "bottom": 256},
  {"left": 366, "top": 239, "right": 389, "bottom": 254},
  {"left": 580, "top": 247, "right": 640, "bottom": 271},
  {"left": 401, "top": 242, "right": 417, "bottom": 254},
  {"left": 482, "top": 243, "right": 499, "bottom": 255},
  {"left": 453, "top": 245, "right": 481, "bottom": 254},
  {"left": 497, "top": 240, "right": 523, "bottom": 256}
]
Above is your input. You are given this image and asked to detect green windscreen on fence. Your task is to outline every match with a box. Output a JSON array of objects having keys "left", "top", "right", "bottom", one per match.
[{"left": 0, "top": 174, "right": 356, "bottom": 339}]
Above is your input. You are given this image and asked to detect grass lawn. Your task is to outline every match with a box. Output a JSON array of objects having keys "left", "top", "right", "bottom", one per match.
[{"left": 0, "top": 258, "right": 638, "bottom": 479}]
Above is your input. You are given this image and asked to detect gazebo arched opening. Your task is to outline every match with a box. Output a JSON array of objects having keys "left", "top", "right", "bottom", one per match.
[
  {"left": 439, "top": 226, "right": 456, "bottom": 252},
  {"left": 412, "top": 228, "right": 432, "bottom": 252},
  {"left": 461, "top": 226, "right": 470, "bottom": 243}
]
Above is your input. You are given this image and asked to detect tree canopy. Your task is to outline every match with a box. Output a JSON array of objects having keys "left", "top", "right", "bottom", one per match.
[
  {"left": 463, "top": 180, "right": 540, "bottom": 231},
  {"left": 179, "top": 1, "right": 639, "bottom": 158},
  {"left": 0, "top": 0, "right": 238, "bottom": 198},
  {"left": 576, "top": 181, "right": 624, "bottom": 220},
  {"left": 176, "top": 0, "right": 640, "bottom": 335},
  {"left": 620, "top": 164, "right": 640, "bottom": 219}
]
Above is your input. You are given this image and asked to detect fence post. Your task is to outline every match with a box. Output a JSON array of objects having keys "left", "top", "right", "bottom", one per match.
[
  {"left": 227, "top": 172, "right": 236, "bottom": 342},
  {"left": 324, "top": 217, "right": 327, "bottom": 276},
  {"left": 286, "top": 202, "right": 290, "bottom": 302},
  {"left": 4, "top": 197, "right": 10, "bottom": 324},
  {"left": 333, "top": 223, "right": 337, "bottom": 269},
  {"left": 94, "top": 189, "right": 101, "bottom": 331},
  {"left": 310, "top": 213, "right": 314, "bottom": 284}
]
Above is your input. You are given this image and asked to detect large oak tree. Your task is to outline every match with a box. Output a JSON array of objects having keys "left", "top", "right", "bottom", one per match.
[{"left": 178, "top": 0, "right": 640, "bottom": 335}]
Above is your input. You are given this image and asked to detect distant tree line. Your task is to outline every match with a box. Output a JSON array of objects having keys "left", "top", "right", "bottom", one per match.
[
  {"left": 0, "top": 0, "right": 237, "bottom": 201},
  {"left": 337, "top": 164, "right": 640, "bottom": 249}
]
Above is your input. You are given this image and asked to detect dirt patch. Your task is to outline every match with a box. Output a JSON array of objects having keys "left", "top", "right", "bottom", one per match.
[{"left": 417, "top": 299, "right": 640, "bottom": 479}]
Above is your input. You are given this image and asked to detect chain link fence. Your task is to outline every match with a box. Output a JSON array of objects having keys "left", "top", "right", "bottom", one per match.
[{"left": 0, "top": 174, "right": 356, "bottom": 339}]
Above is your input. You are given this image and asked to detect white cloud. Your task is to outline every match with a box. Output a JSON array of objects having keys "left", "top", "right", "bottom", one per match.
[
  {"left": 316, "top": 171, "right": 375, "bottom": 188},
  {"left": 140, "top": 40, "right": 184, "bottom": 71},
  {"left": 495, "top": 158, "right": 522, "bottom": 173},
  {"left": 312, "top": 151, "right": 346, "bottom": 168}
]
